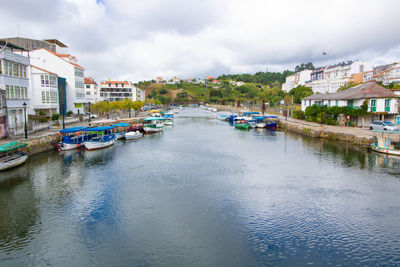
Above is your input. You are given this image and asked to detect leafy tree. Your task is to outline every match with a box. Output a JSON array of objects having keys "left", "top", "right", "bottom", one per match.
[
  {"left": 289, "top": 85, "right": 313, "bottom": 103},
  {"left": 337, "top": 82, "right": 359, "bottom": 92},
  {"left": 295, "top": 62, "right": 315, "bottom": 72}
]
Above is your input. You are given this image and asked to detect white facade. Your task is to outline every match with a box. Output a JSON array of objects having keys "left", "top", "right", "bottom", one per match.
[
  {"left": 134, "top": 86, "right": 145, "bottom": 102},
  {"left": 100, "top": 81, "right": 134, "bottom": 102},
  {"left": 282, "top": 70, "right": 312, "bottom": 92},
  {"left": 29, "top": 66, "right": 59, "bottom": 115},
  {"left": 23, "top": 48, "right": 85, "bottom": 114},
  {"left": 84, "top": 77, "right": 101, "bottom": 103},
  {"left": 0, "top": 50, "right": 30, "bottom": 134},
  {"left": 382, "top": 63, "right": 400, "bottom": 85},
  {"left": 306, "top": 61, "right": 373, "bottom": 93}
]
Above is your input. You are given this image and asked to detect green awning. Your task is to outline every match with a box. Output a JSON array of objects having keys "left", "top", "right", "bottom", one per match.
[{"left": 0, "top": 141, "right": 27, "bottom": 153}]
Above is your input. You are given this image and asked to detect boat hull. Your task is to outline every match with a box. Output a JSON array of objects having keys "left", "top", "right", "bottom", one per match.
[
  {"left": 255, "top": 123, "right": 266, "bottom": 128},
  {"left": 144, "top": 127, "right": 163, "bottom": 133},
  {"left": 84, "top": 139, "right": 115, "bottom": 150},
  {"left": 116, "top": 132, "right": 126, "bottom": 140},
  {"left": 59, "top": 142, "right": 80, "bottom": 151},
  {"left": 0, "top": 154, "right": 28, "bottom": 171},
  {"left": 235, "top": 124, "right": 250, "bottom": 130},
  {"left": 125, "top": 132, "right": 143, "bottom": 140},
  {"left": 370, "top": 144, "right": 400, "bottom": 156}
]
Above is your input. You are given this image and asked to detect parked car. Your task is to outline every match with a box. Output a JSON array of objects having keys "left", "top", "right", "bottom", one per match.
[
  {"left": 85, "top": 112, "right": 98, "bottom": 119},
  {"left": 369, "top": 121, "right": 399, "bottom": 131}
]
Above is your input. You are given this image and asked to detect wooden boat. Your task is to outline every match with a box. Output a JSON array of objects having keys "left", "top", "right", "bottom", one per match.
[
  {"left": 0, "top": 141, "right": 28, "bottom": 171},
  {"left": 143, "top": 117, "right": 165, "bottom": 133},
  {"left": 235, "top": 120, "right": 250, "bottom": 130},
  {"left": 112, "top": 123, "right": 130, "bottom": 140},
  {"left": 370, "top": 130, "right": 400, "bottom": 156},
  {"left": 58, "top": 127, "right": 93, "bottom": 151},
  {"left": 125, "top": 131, "right": 143, "bottom": 140},
  {"left": 83, "top": 126, "right": 116, "bottom": 150}
]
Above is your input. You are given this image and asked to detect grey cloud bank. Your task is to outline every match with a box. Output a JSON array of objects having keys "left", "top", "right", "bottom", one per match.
[{"left": 1, "top": 0, "right": 400, "bottom": 82}]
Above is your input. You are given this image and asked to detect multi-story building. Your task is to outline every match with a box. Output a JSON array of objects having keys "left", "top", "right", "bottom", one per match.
[
  {"left": 29, "top": 65, "right": 58, "bottom": 115},
  {"left": 282, "top": 70, "right": 312, "bottom": 92},
  {"left": 305, "top": 61, "right": 372, "bottom": 93},
  {"left": 382, "top": 63, "right": 400, "bottom": 86},
  {"left": 24, "top": 47, "right": 85, "bottom": 114},
  {"left": 84, "top": 77, "right": 101, "bottom": 103},
  {"left": 0, "top": 41, "right": 30, "bottom": 136},
  {"left": 100, "top": 80, "right": 134, "bottom": 102}
]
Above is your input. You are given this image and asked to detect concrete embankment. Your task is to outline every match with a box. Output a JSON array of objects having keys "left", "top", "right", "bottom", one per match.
[
  {"left": 279, "top": 119, "right": 373, "bottom": 145},
  {"left": 24, "top": 134, "right": 60, "bottom": 156}
]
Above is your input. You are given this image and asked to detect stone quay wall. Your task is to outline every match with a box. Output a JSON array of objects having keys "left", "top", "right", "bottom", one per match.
[{"left": 25, "top": 134, "right": 60, "bottom": 156}]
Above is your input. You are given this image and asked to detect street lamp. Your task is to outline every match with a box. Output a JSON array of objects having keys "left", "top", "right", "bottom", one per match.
[{"left": 23, "top": 102, "right": 27, "bottom": 139}]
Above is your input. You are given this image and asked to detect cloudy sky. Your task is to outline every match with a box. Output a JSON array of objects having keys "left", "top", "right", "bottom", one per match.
[{"left": 2, "top": 0, "right": 400, "bottom": 82}]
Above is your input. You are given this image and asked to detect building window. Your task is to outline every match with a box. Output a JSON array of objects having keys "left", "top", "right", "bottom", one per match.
[
  {"left": 8, "top": 62, "right": 12, "bottom": 76},
  {"left": 12, "top": 63, "right": 18, "bottom": 76},
  {"left": 335, "top": 100, "right": 338, "bottom": 106},
  {"left": 22, "top": 65, "right": 26, "bottom": 78},
  {"left": 15, "top": 86, "right": 20, "bottom": 99},
  {"left": 108, "top": 83, "right": 111, "bottom": 87},
  {"left": 328, "top": 100, "right": 331, "bottom": 107},
  {"left": 41, "top": 75, "right": 45, "bottom": 87},
  {"left": 41, "top": 91, "right": 46, "bottom": 103},
  {"left": 5, "top": 85, "right": 9, "bottom": 99},
  {"left": 385, "top": 99, "right": 391, "bottom": 112},
  {"left": 50, "top": 91, "right": 58, "bottom": 103},
  {"left": 371, "top": 99, "right": 377, "bottom": 112},
  {"left": 0, "top": 60, "right": 2, "bottom": 75},
  {"left": 86, "top": 91, "right": 91, "bottom": 95},
  {"left": 10, "top": 85, "right": 14, "bottom": 99},
  {"left": 86, "top": 84, "right": 90, "bottom": 89},
  {"left": 50, "top": 75, "right": 57, "bottom": 87},
  {"left": 347, "top": 100, "right": 353, "bottom": 107},
  {"left": 74, "top": 68, "right": 84, "bottom": 77}
]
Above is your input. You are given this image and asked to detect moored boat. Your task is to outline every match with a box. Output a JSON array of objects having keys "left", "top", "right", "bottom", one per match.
[
  {"left": 370, "top": 130, "right": 400, "bottom": 156},
  {"left": 112, "top": 123, "right": 130, "bottom": 140},
  {"left": 125, "top": 131, "right": 143, "bottom": 140},
  {"left": 234, "top": 120, "right": 250, "bottom": 130},
  {"left": 58, "top": 127, "right": 92, "bottom": 151},
  {"left": 0, "top": 141, "right": 28, "bottom": 171},
  {"left": 143, "top": 117, "right": 165, "bottom": 133},
  {"left": 83, "top": 126, "right": 116, "bottom": 150}
]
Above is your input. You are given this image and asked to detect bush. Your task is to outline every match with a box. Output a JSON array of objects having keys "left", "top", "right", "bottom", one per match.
[
  {"left": 293, "top": 110, "right": 305, "bottom": 120},
  {"left": 159, "top": 88, "right": 167, "bottom": 94},
  {"left": 38, "top": 111, "right": 46, "bottom": 116},
  {"left": 51, "top": 113, "right": 59, "bottom": 121},
  {"left": 67, "top": 110, "right": 73, "bottom": 116}
]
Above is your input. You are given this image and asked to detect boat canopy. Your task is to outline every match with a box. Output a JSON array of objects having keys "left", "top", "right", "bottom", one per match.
[
  {"left": 59, "top": 127, "right": 87, "bottom": 133},
  {"left": 143, "top": 117, "right": 165, "bottom": 121},
  {"left": 162, "top": 115, "right": 174, "bottom": 118},
  {"left": 0, "top": 141, "right": 27, "bottom": 153},
  {"left": 112, "top": 123, "right": 130, "bottom": 127},
  {"left": 253, "top": 116, "right": 267, "bottom": 120},
  {"left": 243, "top": 112, "right": 260, "bottom": 116},
  {"left": 83, "top": 126, "right": 115, "bottom": 131},
  {"left": 265, "top": 115, "right": 278, "bottom": 118}
]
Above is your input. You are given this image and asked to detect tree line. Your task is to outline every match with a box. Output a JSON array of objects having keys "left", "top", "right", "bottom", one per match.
[{"left": 91, "top": 99, "right": 144, "bottom": 118}]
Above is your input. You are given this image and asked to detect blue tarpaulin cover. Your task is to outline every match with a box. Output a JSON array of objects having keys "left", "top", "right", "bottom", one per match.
[
  {"left": 243, "top": 112, "right": 260, "bottom": 116},
  {"left": 83, "top": 126, "right": 115, "bottom": 131},
  {"left": 60, "top": 127, "right": 87, "bottom": 133},
  {"left": 112, "top": 123, "right": 130, "bottom": 127}
]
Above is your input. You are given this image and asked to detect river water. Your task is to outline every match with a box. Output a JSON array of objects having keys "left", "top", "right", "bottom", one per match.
[{"left": 1, "top": 108, "right": 400, "bottom": 266}]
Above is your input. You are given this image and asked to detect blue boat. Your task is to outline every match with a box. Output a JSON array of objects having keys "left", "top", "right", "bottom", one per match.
[
  {"left": 265, "top": 116, "right": 279, "bottom": 130},
  {"left": 112, "top": 123, "right": 130, "bottom": 140},
  {"left": 58, "top": 127, "right": 95, "bottom": 151},
  {"left": 82, "top": 126, "right": 116, "bottom": 150}
]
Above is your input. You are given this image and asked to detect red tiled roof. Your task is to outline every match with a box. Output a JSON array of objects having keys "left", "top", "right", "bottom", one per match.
[
  {"left": 31, "top": 65, "right": 58, "bottom": 76},
  {"left": 101, "top": 81, "right": 130, "bottom": 85},
  {"left": 84, "top": 77, "right": 97, "bottom": 84}
]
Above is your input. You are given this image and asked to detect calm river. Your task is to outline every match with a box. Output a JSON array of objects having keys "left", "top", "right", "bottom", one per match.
[{"left": 1, "top": 109, "right": 400, "bottom": 266}]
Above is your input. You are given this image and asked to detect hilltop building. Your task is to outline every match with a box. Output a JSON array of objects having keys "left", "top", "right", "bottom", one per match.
[{"left": 282, "top": 70, "right": 312, "bottom": 92}]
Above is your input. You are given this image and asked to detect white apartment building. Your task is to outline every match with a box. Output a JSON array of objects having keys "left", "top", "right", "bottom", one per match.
[
  {"left": 282, "top": 70, "right": 312, "bottom": 92},
  {"left": 84, "top": 77, "right": 101, "bottom": 103},
  {"left": 29, "top": 65, "right": 58, "bottom": 115},
  {"left": 23, "top": 47, "right": 85, "bottom": 114},
  {"left": 382, "top": 63, "right": 400, "bottom": 86},
  {"left": 100, "top": 81, "right": 134, "bottom": 102},
  {"left": 0, "top": 46, "right": 30, "bottom": 135},
  {"left": 306, "top": 61, "right": 372, "bottom": 93}
]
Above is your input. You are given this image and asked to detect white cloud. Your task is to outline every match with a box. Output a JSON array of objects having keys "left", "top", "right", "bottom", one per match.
[{"left": 1, "top": 0, "right": 400, "bottom": 82}]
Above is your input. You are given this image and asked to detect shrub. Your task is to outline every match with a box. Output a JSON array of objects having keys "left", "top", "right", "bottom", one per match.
[
  {"left": 38, "top": 111, "right": 46, "bottom": 116},
  {"left": 67, "top": 110, "right": 73, "bottom": 116},
  {"left": 159, "top": 88, "right": 167, "bottom": 94},
  {"left": 293, "top": 110, "right": 305, "bottom": 120},
  {"left": 51, "top": 113, "right": 59, "bottom": 121}
]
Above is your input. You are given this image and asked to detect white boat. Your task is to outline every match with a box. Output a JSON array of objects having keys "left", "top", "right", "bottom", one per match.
[
  {"left": 0, "top": 141, "right": 28, "bottom": 171},
  {"left": 0, "top": 153, "right": 28, "bottom": 171},
  {"left": 115, "top": 132, "right": 126, "bottom": 140},
  {"left": 84, "top": 136, "right": 116, "bottom": 150},
  {"left": 143, "top": 117, "right": 165, "bottom": 133},
  {"left": 255, "top": 123, "right": 266, "bottom": 128},
  {"left": 172, "top": 109, "right": 179, "bottom": 114},
  {"left": 125, "top": 131, "right": 143, "bottom": 140},
  {"left": 83, "top": 126, "right": 116, "bottom": 150},
  {"left": 164, "top": 119, "right": 174, "bottom": 126}
]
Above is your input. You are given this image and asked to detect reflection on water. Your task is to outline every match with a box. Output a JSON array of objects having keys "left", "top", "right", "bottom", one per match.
[{"left": 0, "top": 109, "right": 400, "bottom": 266}]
